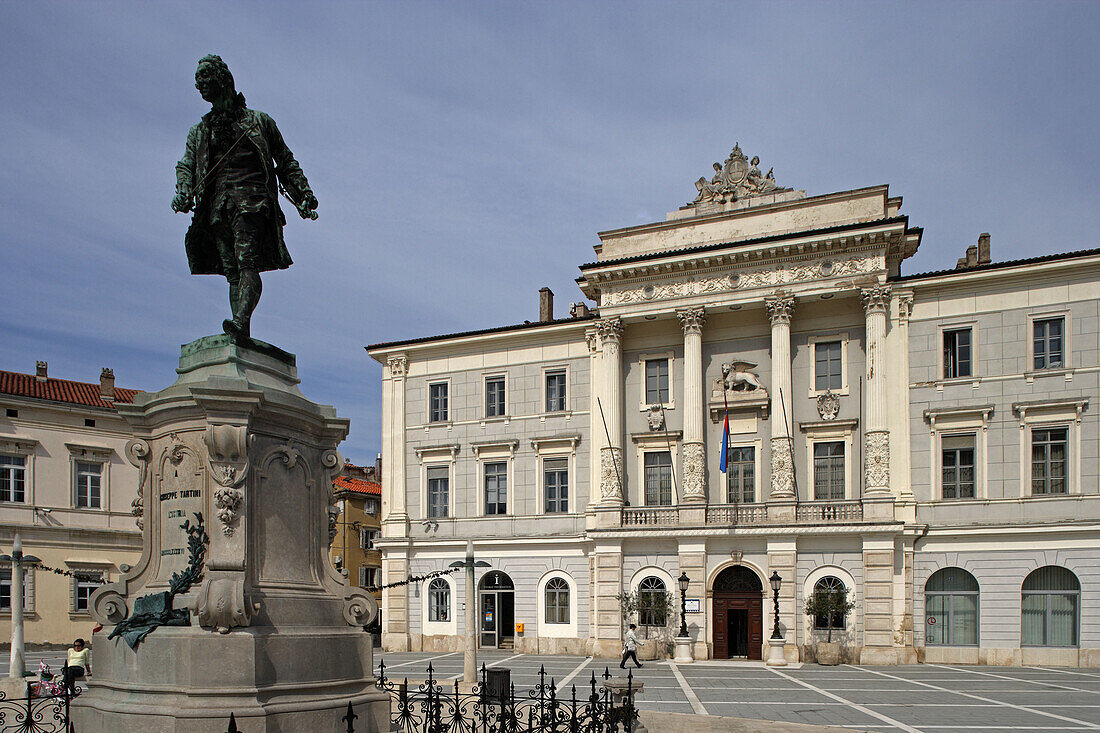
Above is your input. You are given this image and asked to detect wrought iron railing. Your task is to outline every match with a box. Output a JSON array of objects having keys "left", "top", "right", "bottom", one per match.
[
  {"left": 796, "top": 500, "right": 863, "bottom": 522},
  {"left": 376, "top": 660, "right": 639, "bottom": 733},
  {"left": 0, "top": 684, "right": 79, "bottom": 732}
]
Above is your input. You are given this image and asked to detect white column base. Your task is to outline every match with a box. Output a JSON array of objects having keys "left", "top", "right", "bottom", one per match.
[
  {"left": 673, "top": 635, "right": 694, "bottom": 663},
  {"left": 766, "top": 637, "right": 788, "bottom": 666}
]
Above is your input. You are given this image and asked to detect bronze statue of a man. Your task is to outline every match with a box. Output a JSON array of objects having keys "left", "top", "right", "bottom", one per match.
[{"left": 172, "top": 54, "right": 318, "bottom": 341}]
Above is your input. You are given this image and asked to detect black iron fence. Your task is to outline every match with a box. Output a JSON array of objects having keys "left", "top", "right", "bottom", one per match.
[
  {"left": 0, "top": 685, "right": 79, "bottom": 733},
  {"left": 376, "top": 660, "right": 640, "bottom": 733}
]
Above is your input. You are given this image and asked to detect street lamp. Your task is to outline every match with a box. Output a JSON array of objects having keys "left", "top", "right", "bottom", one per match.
[
  {"left": 2, "top": 534, "right": 41, "bottom": 680},
  {"left": 449, "top": 541, "right": 491, "bottom": 685},
  {"left": 677, "top": 571, "right": 690, "bottom": 638},
  {"left": 768, "top": 571, "right": 783, "bottom": 640}
]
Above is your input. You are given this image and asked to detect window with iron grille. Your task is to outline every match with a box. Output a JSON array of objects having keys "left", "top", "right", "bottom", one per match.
[
  {"left": 74, "top": 461, "right": 102, "bottom": 509},
  {"left": 1032, "top": 427, "right": 1068, "bottom": 494},
  {"left": 544, "top": 577, "right": 570, "bottom": 624},
  {"left": 725, "top": 446, "right": 755, "bottom": 503},
  {"left": 429, "top": 382, "right": 449, "bottom": 422},
  {"left": 638, "top": 576, "right": 668, "bottom": 627},
  {"left": 484, "top": 461, "right": 507, "bottom": 515},
  {"left": 485, "top": 377, "right": 506, "bottom": 417},
  {"left": 643, "top": 451, "right": 673, "bottom": 506},
  {"left": 812, "top": 442, "right": 845, "bottom": 500},
  {"left": 427, "top": 466, "right": 449, "bottom": 518},
  {"left": 428, "top": 578, "right": 450, "bottom": 622},
  {"left": 0, "top": 455, "right": 26, "bottom": 503},
  {"left": 941, "top": 434, "right": 976, "bottom": 499},
  {"left": 645, "top": 358, "right": 669, "bottom": 404},
  {"left": 943, "top": 328, "right": 972, "bottom": 379},
  {"left": 1033, "top": 317, "right": 1065, "bottom": 370},
  {"left": 545, "top": 371, "right": 567, "bottom": 412},
  {"left": 812, "top": 576, "right": 847, "bottom": 630},
  {"left": 814, "top": 341, "right": 842, "bottom": 391},
  {"left": 544, "top": 458, "right": 569, "bottom": 513}
]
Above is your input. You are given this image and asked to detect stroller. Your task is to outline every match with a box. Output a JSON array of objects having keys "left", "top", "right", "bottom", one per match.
[{"left": 32, "top": 660, "right": 66, "bottom": 698}]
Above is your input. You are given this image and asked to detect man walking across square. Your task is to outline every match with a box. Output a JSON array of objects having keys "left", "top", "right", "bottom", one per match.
[{"left": 620, "top": 623, "right": 642, "bottom": 669}]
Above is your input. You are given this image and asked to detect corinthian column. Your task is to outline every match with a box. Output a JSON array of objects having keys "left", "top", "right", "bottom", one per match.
[
  {"left": 766, "top": 295, "right": 795, "bottom": 499},
  {"left": 677, "top": 308, "right": 707, "bottom": 503},
  {"left": 596, "top": 317, "right": 625, "bottom": 505},
  {"left": 861, "top": 286, "right": 891, "bottom": 494}
]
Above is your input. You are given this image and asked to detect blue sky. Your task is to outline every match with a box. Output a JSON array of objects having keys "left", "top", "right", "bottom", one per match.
[{"left": 1, "top": 1, "right": 1097, "bottom": 462}]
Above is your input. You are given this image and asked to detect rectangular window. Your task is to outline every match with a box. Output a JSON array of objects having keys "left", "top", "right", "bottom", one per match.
[
  {"left": 725, "top": 446, "right": 755, "bottom": 503},
  {"left": 0, "top": 455, "right": 26, "bottom": 503},
  {"left": 1032, "top": 427, "right": 1068, "bottom": 495},
  {"left": 73, "top": 572, "right": 103, "bottom": 612},
  {"left": 941, "top": 434, "right": 976, "bottom": 499},
  {"left": 643, "top": 451, "right": 673, "bottom": 506},
  {"left": 428, "top": 383, "right": 449, "bottom": 422},
  {"left": 812, "top": 441, "right": 845, "bottom": 500},
  {"left": 545, "top": 370, "right": 567, "bottom": 412},
  {"left": 0, "top": 567, "right": 29, "bottom": 611},
  {"left": 1033, "top": 317, "right": 1065, "bottom": 370},
  {"left": 814, "top": 341, "right": 843, "bottom": 391},
  {"left": 544, "top": 458, "right": 569, "bottom": 513},
  {"left": 359, "top": 528, "right": 378, "bottom": 550},
  {"left": 427, "top": 466, "right": 449, "bottom": 518},
  {"left": 364, "top": 499, "right": 379, "bottom": 516},
  {"left": 74, "top": 461, "right": 102, "bottom": 509},
  {"left": 644, "top": 358, "right": 670, "bottom": 405},
  {"left": 358, "top": 567, "right": 379, "bottom": 588},
  {"left": 943, "top": 328, "right": 972, "bottom": 379},
  {"left": 484, "top": 461, "right": 507, "bottom": 515},
  {"left": 485, "top": 377, "right": 506, "bottom": 417}
]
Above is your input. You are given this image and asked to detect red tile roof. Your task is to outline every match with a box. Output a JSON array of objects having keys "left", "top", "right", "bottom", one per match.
[
  {"left": 0, "top": 370, "right": 139, "bottom": 411},
  {"left": 333, "top": 475, "right": 381, "bottom": 496}
]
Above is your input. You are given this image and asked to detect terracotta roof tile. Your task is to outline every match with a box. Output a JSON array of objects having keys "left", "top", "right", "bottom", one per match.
[
  {"left": 0, "top": 370, "right": 139, "bottom": 411},
  {"left": 333, "top": 475, "right": 381, "bottom": 496}
]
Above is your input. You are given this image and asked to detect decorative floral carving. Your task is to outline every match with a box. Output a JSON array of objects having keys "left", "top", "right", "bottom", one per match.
[
  {"left": 676, "top": 307, "right": 706, "bottom": 335},
  {"left": 387, "top": 354, "right": 408, "bottom": 378},
  {"left": 214, "top": 487, "right": 243, "bottom": 536},
  {"left": 682, "top": 442, "right": 706, "bottom": 500},
  {"left": 770, "top": 437, "right": 795, "bottom": 497},
  {"left": 865, "top": 430, "right": 890, "bottom": 491},
  {"left": 817, "top": 391, "right": 840, "bottom": 421},
  {"left": 647, "top": 405, "right": 665, "bottom": 431},
  {"left": 599, "top": 446, "right": 624, "bottom": 500},
  {"left": 595, "top": 317, "right": 624, "bottom": 345},
  {"left": 860, "top": 285, "right": 891, "bottom": 314},
  {"left": 765, "top": 294, "right": 795, "bottom": 325}
]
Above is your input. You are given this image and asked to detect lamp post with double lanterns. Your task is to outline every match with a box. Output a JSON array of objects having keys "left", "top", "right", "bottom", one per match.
[
  {"left": 2, "top": 534, "right": 41, "bottom": 684},
  {"left": 673, "top": 571, "right": 693, "bottom": 663},
  {"left": 766, "top": 570, "right": 788, "bottom": 667}
]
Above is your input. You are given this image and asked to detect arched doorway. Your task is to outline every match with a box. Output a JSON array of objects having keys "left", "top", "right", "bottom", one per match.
[
  {"left": 712, "top": 565, "right": 764, "bottom": 660},
  {"left": 479, "top": 571, "right": 515, "bottom": 649}
]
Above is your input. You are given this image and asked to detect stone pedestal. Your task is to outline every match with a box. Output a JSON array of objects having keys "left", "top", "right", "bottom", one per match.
[
  {"left": 673, "top": 635, "right": 693, "bottom": 663},
  {"left": 73, "top": 336, "right": 385, "bottom": 732},
  {"left": 766, "top": 636, "right": 788, "bottom": 666}
]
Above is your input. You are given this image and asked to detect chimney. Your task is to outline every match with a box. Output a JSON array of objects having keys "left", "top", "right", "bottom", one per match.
[
  {"left": 375, "top": 452, "right": 382, "bottom": 479},
  {"left": 99, "top": 368, "right": 115, "bottom": 401},
  {"left": 35, "top": 361, "right": 47, "bottom": 382},
  {"left": 977, "top": 232, "right": 991, "bottom": 265},
  {"left": 570, "top": 302, "right": 591, "bottom": 318},
  {"left": 539, "top": 287, "right": 554, "bottom": 322}
]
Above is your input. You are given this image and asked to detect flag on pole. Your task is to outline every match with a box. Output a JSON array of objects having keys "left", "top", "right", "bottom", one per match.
[{"left": 719, "top": 413, "right": 729, "bottom": 473}]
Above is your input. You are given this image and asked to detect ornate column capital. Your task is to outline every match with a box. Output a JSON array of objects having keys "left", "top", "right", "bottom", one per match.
[
  {"left": 765, "top": 294, "right": 795, "bottom": 325},
  {"left": 676, "top": 307, "right": 706, "bottom": 335},
  {"left": 595, "top": 317, "right": 623, "bottom": 345},
  {"left": 896, "top": 293, "right": 914, "bottom": 322},
  {"left": 860, "top": 285, "right": 891, "bottom": 315},
  {"left": 387, "top": 354, "right": 408, "bottom": 378}
]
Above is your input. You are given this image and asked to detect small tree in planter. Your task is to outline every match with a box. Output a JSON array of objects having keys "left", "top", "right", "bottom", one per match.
[
  {"left": 637, "top": 589, "right": 674, "bottom": 641},
  {"left": 803, "top": 584, "right": 855, "bottom": 665}
]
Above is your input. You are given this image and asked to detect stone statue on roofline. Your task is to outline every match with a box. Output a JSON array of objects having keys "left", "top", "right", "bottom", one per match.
[
  {"left": 172, "top": 54, "right": 318, "bottom": 342},
  {"left": 691, "top": 143, "right": 787, "bottom": 206}
]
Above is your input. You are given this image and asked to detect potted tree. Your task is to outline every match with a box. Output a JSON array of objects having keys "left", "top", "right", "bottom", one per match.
[{"left": 803, "top": 584, "right": 854, "bottom": 665}]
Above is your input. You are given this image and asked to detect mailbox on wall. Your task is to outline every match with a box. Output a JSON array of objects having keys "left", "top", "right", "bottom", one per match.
[{"left": 515, "top": 622, "right": 524, "bottom": 634}]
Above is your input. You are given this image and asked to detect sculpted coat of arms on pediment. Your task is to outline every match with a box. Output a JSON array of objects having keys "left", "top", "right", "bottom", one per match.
[{"left": 692, "top": 143, "right": 786, "bottom": 205}]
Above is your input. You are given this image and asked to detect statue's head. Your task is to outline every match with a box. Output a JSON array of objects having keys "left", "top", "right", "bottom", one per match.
[{"left": 195, "top": 54, "right": 236, "bottom": 104}]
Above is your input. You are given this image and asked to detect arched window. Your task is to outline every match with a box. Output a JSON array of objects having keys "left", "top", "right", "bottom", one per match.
[
  {"left": 925, "top": 568, "right": 978, "bottom": 646},
  {"left": 638, "top": 576, "right": 668, "bottom": 628},
  {"left": 428, "top": 578, "right": 450, "bottom": 623},
  {"left": 1022, "top": 566, "right": 1079, "bottom": 647},
  {"left": 544, "top": 577, "right": 570, "bottom": 624},
  {"left": 812, "top": 576, "right": 848, "bottom": 630}
]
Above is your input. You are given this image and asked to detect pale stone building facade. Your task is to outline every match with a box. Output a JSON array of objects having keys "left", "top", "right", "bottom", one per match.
[
  {"left": 368, "top": 146, "right": 1100, "bottom": 666},
  {"left": 0, "top": 363, "right": 142, "bottom": 645}
]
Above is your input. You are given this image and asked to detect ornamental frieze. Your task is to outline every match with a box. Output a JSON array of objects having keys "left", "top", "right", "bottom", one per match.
[{"left": 605, "top": 255, "right": 880, "bottom": 306}]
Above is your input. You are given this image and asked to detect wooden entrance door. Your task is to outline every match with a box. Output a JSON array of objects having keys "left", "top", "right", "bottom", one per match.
[{"left": 711, "top": 565, "right": 764, "bottom": 660}]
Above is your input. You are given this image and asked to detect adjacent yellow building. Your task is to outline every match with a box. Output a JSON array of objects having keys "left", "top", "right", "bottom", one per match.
[{"left": 330, "top": 462, "right": 382, "bottom": 619}]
